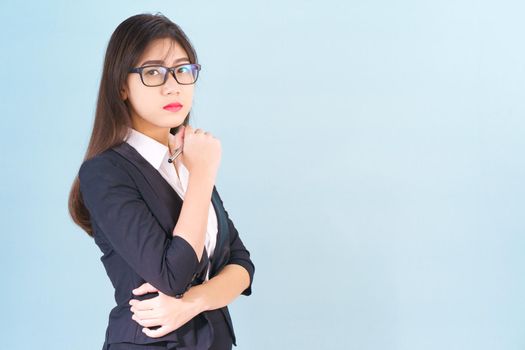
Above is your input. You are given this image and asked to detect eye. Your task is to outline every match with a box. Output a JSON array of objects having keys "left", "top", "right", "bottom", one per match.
[
  {"left": 144, "top": 68, "right": 161, "bottom": 76},
  {"left": 177, "top": 66, "right": 191, "bottom": 74},
  {"left": 142, "top": 66, "right": 168, "bottom": 76}
]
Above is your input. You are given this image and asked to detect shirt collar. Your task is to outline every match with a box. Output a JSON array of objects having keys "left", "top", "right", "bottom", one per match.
[{"left": 124, "top": 127, "right": 171, "bottom": 170}]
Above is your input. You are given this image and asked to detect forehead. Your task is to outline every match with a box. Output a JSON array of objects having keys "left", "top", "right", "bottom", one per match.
[{"left": 138, "top": 38, "right": 189, "bottom": 65}]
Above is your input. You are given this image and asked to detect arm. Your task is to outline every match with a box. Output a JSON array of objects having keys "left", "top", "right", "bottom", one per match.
[
  {"left": 192, "top": 191, "right": 255, "bottom": 311},
  {"left": 173, "top": 171, "right": 215, "bottom": 263},
  {"left": 79, "top": 155, "right": 208, "bottom": 297},
  {"left": 174, "top": 196, "right": 255, "bottom": 311},
  {"left": 189, "top": 264, "right": 250, "bottom": 311},
  {"left": 129, "top": 264, "right": 250, "bottom": 338},
  {"left": 190, "top": 204, "right": 255, "bottom": 310},
  {"left": 129, "top": 200, "right": 255, "bottom": 338},
  {"left": 216, "top": 190, "right": 255, "bottom": 296}
]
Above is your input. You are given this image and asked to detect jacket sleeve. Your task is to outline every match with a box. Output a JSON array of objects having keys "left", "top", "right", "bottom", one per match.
[
  {"left": 215, "top": 189, "right": 255, "bottom": 296},
  {"left": 79, "top": 155, "right": 199, "bottom": 298}
]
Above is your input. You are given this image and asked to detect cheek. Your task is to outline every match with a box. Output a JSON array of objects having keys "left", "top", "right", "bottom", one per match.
[
  {"left": 182, "top": 95, "right": 194, "bottom": 115},
  {"left": 182, "top": 87, "right": 195, "bottom": 104},
  {"left": 127, "top": 76, "right": 150, "bottom": 101},
  {"left": 128, "top": 88, "right": 156, "bottom": 112}
]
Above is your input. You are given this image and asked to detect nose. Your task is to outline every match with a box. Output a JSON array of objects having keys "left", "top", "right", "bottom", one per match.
[{"left": 161, "top": 70, "right": 181, "bottom": 95}]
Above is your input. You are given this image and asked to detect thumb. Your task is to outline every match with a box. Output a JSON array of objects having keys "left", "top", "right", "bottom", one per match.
[
  {"left": 132, "top": 282, "right": 159, "bottom": 295},
  {"left": 142, "top": 325, "right": 170, "bottom": 338},
  {"left": 169, "top": 125, "right": 185, "bottom": 153}
]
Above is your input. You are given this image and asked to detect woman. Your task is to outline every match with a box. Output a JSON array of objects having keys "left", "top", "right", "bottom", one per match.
[{"left": 68, "top": 13, "right": 255, "bottom": 350}]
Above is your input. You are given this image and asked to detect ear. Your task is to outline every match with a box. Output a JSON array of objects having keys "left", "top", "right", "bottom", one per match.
[{"left": 120, "top": 86, "right": 128, "bottom": 101}]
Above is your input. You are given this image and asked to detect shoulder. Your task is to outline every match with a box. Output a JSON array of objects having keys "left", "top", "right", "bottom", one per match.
[
  {"left": 79, "top": 149, "right": 117, "bottom": 174},
  {"left": 78, "top": 149, "right": 131, "bottom": 185}
]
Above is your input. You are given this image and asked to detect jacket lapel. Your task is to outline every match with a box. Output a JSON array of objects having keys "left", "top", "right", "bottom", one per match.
[
  {"left": 111, "top": 142, "right": 230, "bottom": 277},
  {"left": 112, "top": 142, "right": 183, "bottom": 236}
]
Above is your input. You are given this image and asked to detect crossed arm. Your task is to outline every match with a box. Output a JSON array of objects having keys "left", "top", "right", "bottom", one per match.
[
  {"left": 128, "top": 209, "right": 254, "bottom": 338},
  {"left": 129, "top": 264, "right": 250, "bottom": 338},
  {"left": 79, "top": 155, "right": 255, "bottom": 338}
]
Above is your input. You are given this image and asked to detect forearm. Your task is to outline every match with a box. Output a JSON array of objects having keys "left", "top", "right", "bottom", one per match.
[
  {"left": 173, "top": 172, "right": 215, "bottom": 262},
  {"left": 189, "top": 264, "right": 251, "bottom": 312}
]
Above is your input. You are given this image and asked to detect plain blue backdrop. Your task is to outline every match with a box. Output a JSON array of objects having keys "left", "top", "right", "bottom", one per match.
[{"left": 1, "top": 1, "right": 524, "bottom": 349}]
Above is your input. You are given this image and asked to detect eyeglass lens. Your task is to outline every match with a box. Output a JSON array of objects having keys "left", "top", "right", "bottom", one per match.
[{"left": 142, "top": 65, "right": 199, "bottom": 86}]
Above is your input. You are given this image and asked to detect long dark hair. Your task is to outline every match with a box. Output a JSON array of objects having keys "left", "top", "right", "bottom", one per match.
[{"left": 68, "top": 13, "right": 199, "bottom": 236}]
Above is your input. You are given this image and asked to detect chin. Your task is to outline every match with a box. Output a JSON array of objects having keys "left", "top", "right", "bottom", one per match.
[
  {"left": 170, "top": 114, "right": 188, "bottom": 127},
  {"left": 154, "top": 115, "right": 186, "bottom": 129},
  {"left": 169, "top": 120, "right": 186, "bottom": 128}
]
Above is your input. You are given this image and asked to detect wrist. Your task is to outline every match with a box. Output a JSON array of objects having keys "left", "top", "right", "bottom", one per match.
[
  {"left": 186, "top": 283, "right": 210, "bottom": 313},
  {"left": 189, "top": 171, "right": 216, "bottom": 186}
]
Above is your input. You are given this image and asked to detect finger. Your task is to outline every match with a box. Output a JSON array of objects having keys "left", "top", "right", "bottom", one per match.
[
  {"left": 142, "top": 325, "right": 171, "bottom": 338},
  {"left": 132, "top": 282, "right": 158, "bottom": 296},
  {"left": 131, "top": 315, "right": 162, "bottom": 327},
  {"left": 130, "top": 298, "right": 156, "bottom": 311},
  {"left": 168, "top": 136, "right": 182, "bottom": 156},
  {"left": 167, "top": 134, "right": 177, "bottom": 153},
  {"left": 169, "top": 125, "right": 185, "bottom": 151},
  {"left": 134, "top": 308, "right": 158, "bottom": 319},
  {"left": 175, "top": 124, "right": 185, "bottom": 136}
]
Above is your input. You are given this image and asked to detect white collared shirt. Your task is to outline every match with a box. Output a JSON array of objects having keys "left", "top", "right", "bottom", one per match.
[{"left": 123, "top": 127, "right": 217, "bottom": 280}]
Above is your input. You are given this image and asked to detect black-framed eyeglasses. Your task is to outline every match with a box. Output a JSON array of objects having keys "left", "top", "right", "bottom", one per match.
[{"left": 129, "top": 63, "right": 201, "bottom": 87}]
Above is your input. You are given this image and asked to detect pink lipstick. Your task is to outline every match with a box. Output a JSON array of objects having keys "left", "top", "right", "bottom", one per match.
[{"left": 163, "top": 102, "right": 183, "bottom": 112}]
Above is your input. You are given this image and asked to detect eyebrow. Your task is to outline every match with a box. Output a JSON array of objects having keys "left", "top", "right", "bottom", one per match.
[{"left": 140, "top": 57, "right": 190, "bottom": 66}]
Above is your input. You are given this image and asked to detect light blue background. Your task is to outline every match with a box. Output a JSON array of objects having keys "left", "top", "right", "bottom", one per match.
[{"left": 1, "top": 1, "right": 524, "bottom": 349}]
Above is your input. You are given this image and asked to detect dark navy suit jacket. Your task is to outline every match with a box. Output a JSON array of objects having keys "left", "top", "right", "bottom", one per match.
[{"left": 78, "top": 141, "right": 255, "bottom": 350}]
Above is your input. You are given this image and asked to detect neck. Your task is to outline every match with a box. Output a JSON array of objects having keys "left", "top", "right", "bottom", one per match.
[{"left": 131, "top": 118, "right": 171, "bottom": 147}]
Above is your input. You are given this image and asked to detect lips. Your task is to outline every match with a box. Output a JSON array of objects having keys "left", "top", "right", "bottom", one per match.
[{"left": 163, "top": 102, "right": 183, "bottom": 112}]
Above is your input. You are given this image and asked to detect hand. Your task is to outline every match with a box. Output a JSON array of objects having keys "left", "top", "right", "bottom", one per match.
[
  {"left": 169, "top": 125, "right": 221, "bottom": 180},
  {"left": 129, "top": 282, "right": 205, "bottom": 338}
]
